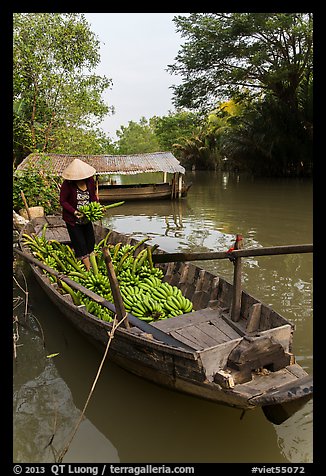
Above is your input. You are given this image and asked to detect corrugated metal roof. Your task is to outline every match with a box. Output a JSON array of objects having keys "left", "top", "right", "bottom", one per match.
[{"left": 16, "top": 152, "right": 185, "bottom": 175}]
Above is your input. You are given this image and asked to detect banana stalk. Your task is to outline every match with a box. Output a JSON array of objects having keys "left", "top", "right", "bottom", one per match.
[
  {"left": 89, "top": 252, "right": 99, "bottom": 276},
  {"left": 103, "top": 201, "right": 125, "bottom": 209},
  {"left": 60, "top": 280, "right": 81, "bottom": 306},
  {"left": 41, "top": 223, "right": 48, "bottom": 239}
]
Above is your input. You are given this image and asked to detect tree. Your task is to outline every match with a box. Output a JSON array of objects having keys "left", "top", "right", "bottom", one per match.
[
  {"left": 168, "top": 13, "right": 313, "bottom": 176},
  {"left": 221, "top": 95, "right": 312, "bottom": 176},
  {"left": 151, "top": 110, "right": 202, "bottom": 155},
  {"left": 168, "top": 13, "right": 313, "bottom": 117},
  {"left": 13, "top": 13, "right": 113, "bottom": 164},
  {"left": 115, "top": 117, "right": 161, "bottom": 154}
]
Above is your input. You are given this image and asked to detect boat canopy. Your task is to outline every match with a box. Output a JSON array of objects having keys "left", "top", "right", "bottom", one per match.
[{"left": 16, "top": 152, "right": 185, "bottom": 176}]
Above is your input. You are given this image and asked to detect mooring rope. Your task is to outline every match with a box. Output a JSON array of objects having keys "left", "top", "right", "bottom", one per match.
[{"left": 56, "top": 312, "right": 129, "bottom": 462}]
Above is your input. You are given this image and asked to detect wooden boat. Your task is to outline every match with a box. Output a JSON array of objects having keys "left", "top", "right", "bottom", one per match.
[
  {"left": 98, "top": 181, "right": 192, "bottom": 202},
  {"left": 17, "top": 215, "right": 313, "bottom": 425}
]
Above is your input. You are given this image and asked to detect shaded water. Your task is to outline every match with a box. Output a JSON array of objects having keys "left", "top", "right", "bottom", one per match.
[{"left": 13, "top": 171, "right": 313, "bottom": 463}]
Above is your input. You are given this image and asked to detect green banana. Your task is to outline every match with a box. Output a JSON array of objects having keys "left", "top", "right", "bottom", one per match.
[{"left": 60, "top": 280, "right": 81, "bottom": 306}]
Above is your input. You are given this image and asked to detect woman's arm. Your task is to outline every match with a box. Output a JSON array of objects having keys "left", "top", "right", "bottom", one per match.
[
  {"left": 60, "top": 181, "right": 76, "bottom": 214},
  {"left": 88, "top": 176, "right": 99, "bottom": 202}
]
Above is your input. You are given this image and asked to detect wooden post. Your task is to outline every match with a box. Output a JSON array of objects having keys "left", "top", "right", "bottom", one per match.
[
  {"left": 102, "top": 247, "right": 130, "bottom": 329},
  {"left": 178, "top": 174, "right": 183, "bottom": 199},
  {"left": 231, "top": 234, "right": 243, "bottom": 322},
  {"left": 95, "top": 175, "right": 99, "bottom": 201},
  {"left": 20, "top": 190, "right": 32, "bottom": 221},
  {"left": 163, "top": 172, "right": 167, "bottom": 183},
  {"left": 171, "top": 174, "right": 175, "bottom": 199}
]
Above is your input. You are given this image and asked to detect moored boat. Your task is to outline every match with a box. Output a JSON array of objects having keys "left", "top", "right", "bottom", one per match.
[
  {"left": 98, "top": 181, "right": 191, "bottom": 202},
  {"left": 16, "top": 215, "right": 313, "bottom": 424}
]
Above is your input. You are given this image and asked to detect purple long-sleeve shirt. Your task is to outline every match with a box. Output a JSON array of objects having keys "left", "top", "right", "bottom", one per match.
[{"left": 59, "top": 177, "right": 99, "bottom": 225}]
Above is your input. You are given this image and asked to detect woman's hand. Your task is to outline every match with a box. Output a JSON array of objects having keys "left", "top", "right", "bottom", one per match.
[{"left": 74, "top": 210, "right": 85, "bottom": 219}]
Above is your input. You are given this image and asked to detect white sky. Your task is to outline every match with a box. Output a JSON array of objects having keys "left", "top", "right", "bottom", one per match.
[{"left": 83, "top": 13, "right": 188, "bottom": 140}]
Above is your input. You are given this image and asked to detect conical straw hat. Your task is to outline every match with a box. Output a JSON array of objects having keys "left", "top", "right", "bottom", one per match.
[{"left": 62, "top": 158, "right": 96, "bottom": 180}]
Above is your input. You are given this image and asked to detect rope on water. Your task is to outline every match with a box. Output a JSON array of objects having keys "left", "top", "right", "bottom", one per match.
[{"left": 56, "top": 312, "right": 129, "bottom": 462}]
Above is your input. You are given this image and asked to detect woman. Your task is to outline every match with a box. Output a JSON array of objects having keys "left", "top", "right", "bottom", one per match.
[{"left": 60, "top": 158, "right": 99, "bottom": 271}]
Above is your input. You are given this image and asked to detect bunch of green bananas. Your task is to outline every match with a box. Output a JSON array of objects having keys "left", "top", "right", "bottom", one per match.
[
  {"left": 23, "top": 226, "right": 194, "bottom": 324},
  {"left": 131, "top": 296, "right": 165, "bottom": 321},
  {"left": 79, "top": 202, "right": 106, "bottom": 222},
  {"left": 151, "top": 282, "right": 193, "bottom": 317},
  {"left": 79, "top": 201, "right": 125, "bottom": 222},
  {"left": 83, "top": 272, "right": 111, "bottom": 297}
]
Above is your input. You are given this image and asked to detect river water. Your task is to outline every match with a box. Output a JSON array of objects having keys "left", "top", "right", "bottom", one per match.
[{"left": 13, "top": 171, "right": 313, "bottom": 464}]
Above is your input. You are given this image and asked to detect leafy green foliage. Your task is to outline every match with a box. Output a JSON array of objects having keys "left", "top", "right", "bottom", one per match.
[
  {"left": 169, "top": 13, "right": 313, "bottom": 112},
  {"left": 221, "top": 95, "right": 312, "bottom": 176},
  {"left": 151, "top": 111, "right": 202, "bottom": 158},
  {"left": 115, "top": 117, "right": 161, "bottom": 154},
  {"left": 13, "top": 13, "right": 114, "bottom": 165},
  {"left": 13, "top": 167, "right": 62, "bottom": 214}
]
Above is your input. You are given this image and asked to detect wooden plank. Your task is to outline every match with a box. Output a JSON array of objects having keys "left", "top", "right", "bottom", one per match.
[
  {"left": 246, "top": 303, "right": 262, "bottom": 333},
  {"left": 234, "top": 367, "right": 300, "bottom": 396},
  {"left": 198, "top": 339, "right": 243, "bottom": 378},
  {"left": 170, "top": 330, "right": 202, "bottom": 350},
  {"left": 152, "top": 308, "right": 222, "bottom": 332},
  {"left": 208, "top": 318, "right": 242, "bottom": 340},
  {"left": 175, "top": 325, "right": 221, "bottom": 348},
  {"left": 286, "top": 363, "right": 309, "bottom": 378},
  {"left": 196, "top": 322, "right": 230, "bottom": 345}
]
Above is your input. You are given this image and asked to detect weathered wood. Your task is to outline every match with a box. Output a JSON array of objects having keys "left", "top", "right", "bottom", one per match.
[
  {"left": 170, "top": 329, "right": 203, "bottom": 351},
  {"left": 214, "top": 370, "right": 235, "bottom": 389},
  {"left": 197, "top": 321, "right": 234, "bottom": 345},
  {"left": 152, "top": 308, "right": 222, "bottom": 332},
  {"left": 246, "top": 303, "right": 262, "bottom": 333},
  {"left": 102, "top": 246, "right": 130, "bottom": 329},
  {"left": 227, "top": 336, "right": 292, "bottom": 373},
  {"left": 152, "top": 244, "right": 313, "bottom": 263},
  {"left": 231, "top": 234, "right": 243, "bottom": 322},
  {"left": 208, "top": 318, "right": 242, "bottom": 340},
  {"left": 177, "top": 325, "right": 220, "bottom": 349}
]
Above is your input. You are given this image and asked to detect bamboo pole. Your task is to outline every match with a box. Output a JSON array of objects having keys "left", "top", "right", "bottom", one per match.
[
  {"left": 102, "top": 246, "right": 130, "bottom": 329},
  {"left": 20, "top": 190, "right": 32, "bottom": 221},
  {"left": 152, "top": 244, "right": 313, "bottom": 264},
  {"left": 231, "top": 234, "right": 243, "bottom": 322}
]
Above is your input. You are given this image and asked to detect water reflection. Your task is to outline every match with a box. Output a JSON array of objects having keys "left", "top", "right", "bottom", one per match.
[
  {"left": 273, "top": 399, "right": 313, "bottom": 463},
  {"left": 13, "top": 285, "right": 119, "bottom": 464}
]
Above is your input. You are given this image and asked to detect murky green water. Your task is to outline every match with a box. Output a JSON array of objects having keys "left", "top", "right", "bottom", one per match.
[{"left": 13, "top": 171, "right": 313, "bottom": 463}]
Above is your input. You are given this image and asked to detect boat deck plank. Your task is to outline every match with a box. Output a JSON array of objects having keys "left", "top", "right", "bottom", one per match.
[
  {"left": 153, "top": 308, "right": 243, "bottom": 351},
  {"left": 207, "top": 318, "right": 242, "bottom": 340},
  {"left": 233, "top": 367, "right": 302, "bottom": 397},
  {"left": 34, "top": 221, "right": 70, "bottom": 243},
  {"left": 196, "top": 321, "right": 235, "bottom": 344},
  {"left": 169, "top": 330, "right": 203, "bottom": 350},
  {"left": 152, "top": 308, "right": 222, "bottom": 332}
]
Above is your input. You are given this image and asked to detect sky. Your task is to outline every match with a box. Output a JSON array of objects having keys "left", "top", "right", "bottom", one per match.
[{"left": 83, "top": 13, "right": 188, "bottom": 140}]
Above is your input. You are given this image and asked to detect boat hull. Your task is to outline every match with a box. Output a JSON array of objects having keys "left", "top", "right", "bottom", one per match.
[
  {"left": 18, "top": 216, "right": 313, "bottom": 421},
  {"left": 98, "top": 182, "right": 190, "bottom": 201}
]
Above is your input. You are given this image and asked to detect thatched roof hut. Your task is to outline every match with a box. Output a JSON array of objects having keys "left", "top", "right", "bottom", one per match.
[{"left": 16, "top": 151, "right": 185, "bottom": 176}]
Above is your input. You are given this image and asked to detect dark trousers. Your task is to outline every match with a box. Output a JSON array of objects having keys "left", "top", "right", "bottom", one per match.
[{"left": 66, "top": 222, "right": 95, "bottom": 259}]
